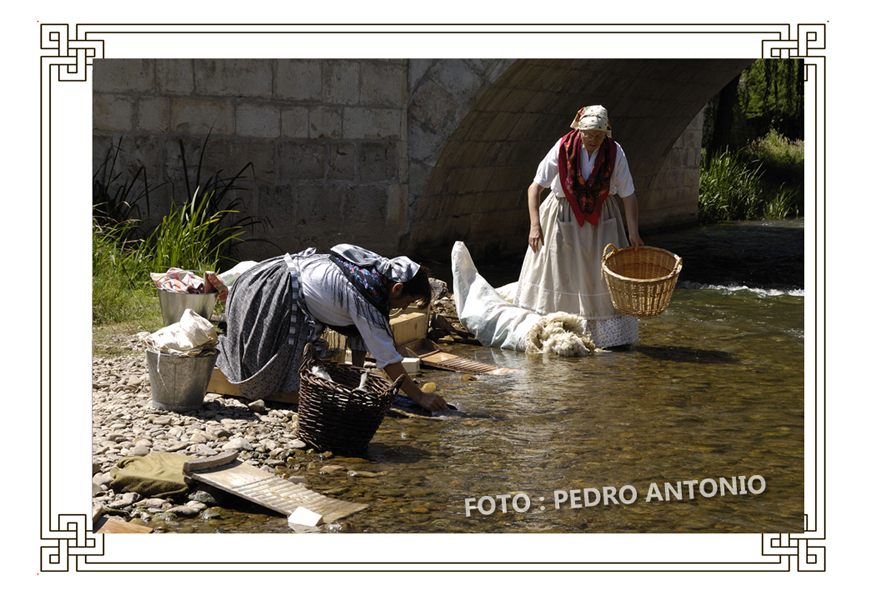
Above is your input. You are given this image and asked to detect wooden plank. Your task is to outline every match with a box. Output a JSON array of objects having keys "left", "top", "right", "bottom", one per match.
[
  {"left": 183, "top": 453, "right": 368, "bottom": 523},
  {"left": 93, "top": 515, "right": 155, "bottom": 534},
  {"left": 207, "top": 368, "right": 300, "bottom": 405},
  {"left": 398, "top": 339, "right": 519, "bottom": 375},
  {"left": 326, "top": 305, "right": 430, "bottom": 350}
]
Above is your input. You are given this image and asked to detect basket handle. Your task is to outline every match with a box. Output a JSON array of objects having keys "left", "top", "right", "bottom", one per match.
[
  {"left": 299, "top": 342, "right": 316, "bottom": 373},
  {"left": 601, "top": 243, "right": 618, "bottom": 280},
  {"left": 663, "top": 254, "right": 684, "bottom": 279},
  {"left": 388, "top": 374, "right": 406, "bottom": 395}
]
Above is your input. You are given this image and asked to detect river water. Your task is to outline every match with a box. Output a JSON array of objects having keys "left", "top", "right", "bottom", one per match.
[{"left": 179, "top": 219, "right": 806, "bottom": 534}]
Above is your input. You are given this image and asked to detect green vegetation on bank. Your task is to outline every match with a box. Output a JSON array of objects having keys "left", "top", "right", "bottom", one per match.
[
  {"left": 93, "top": 132, "right": 260, "bottom": 330},
  {"left": 698, "top": 131, "right": 803, "bottom": 223},
  {"left": 699, "top": 59, "right": 804, "bottom": 223}
]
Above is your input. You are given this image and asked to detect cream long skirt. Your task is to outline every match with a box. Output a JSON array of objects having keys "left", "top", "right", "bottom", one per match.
[{"left": 512, "top": 192, "right": 639, "bottom": 348}]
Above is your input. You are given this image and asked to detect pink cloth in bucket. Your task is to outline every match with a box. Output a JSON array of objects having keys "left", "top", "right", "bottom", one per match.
[{"left": 151, "top": 268, "right": 229, "bottom": 303}]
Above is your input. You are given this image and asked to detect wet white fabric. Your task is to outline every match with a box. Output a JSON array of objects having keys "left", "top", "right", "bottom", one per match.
[
  {"left": 452, "top": 241, "right": 541, "bottom": 350},
  {"left": 451, "top": 241, "right": 593, "bottom": 355}
]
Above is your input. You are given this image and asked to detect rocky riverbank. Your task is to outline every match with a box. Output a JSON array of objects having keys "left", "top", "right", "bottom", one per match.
[
  {"left": 92, "top": 334, "right": 310, "bottom": 532},
  {"left": 92, "top": 295, "right": 467, "bottom": 533}
]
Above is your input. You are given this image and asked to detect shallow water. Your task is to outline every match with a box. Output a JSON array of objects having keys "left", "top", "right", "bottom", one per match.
[{"left": 180, "top": 220, "right": 806, "bottom": 534}]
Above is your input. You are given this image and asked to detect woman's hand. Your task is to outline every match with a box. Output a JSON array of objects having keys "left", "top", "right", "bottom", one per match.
[
  {"left": 419, "top": 391, "right": 450, "bottom": 413},
  {"left": 527, "top": 182, "right": 545, "bottom": 253},
  {"left": 529, "top": 223, "right": 544, "bottom": 253},
  {"left": 384, "top": 360, "right": 450, "bottom": 414},
  {"left": 622, "top": 193, "right": 643, "bottom": 250}
]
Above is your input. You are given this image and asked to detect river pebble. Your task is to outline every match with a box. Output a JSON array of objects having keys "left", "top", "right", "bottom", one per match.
[{"left": 91, "top": 337, "right": 370, "bottom": 531}]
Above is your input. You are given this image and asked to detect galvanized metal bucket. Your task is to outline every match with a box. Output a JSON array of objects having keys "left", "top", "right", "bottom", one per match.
[
  {"left": 157, "top": 289, "right": 218, "bottom": 327},
  {"left": 145, "top": 348, "right": 218, "bottom": 412}
]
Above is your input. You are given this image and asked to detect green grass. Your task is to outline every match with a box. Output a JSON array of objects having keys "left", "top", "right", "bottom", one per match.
[
  {"left": 93, "top": 217, "right": 160, "bottom": 327},
  {"left": 92, "top": 190, "right": 241, "bottom": 330}
]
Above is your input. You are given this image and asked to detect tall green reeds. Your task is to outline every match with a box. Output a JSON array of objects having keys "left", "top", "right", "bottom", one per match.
[
  {"left": 698, "top": 133, "right": 802, "bottom": 223},
  {"left": 698, "top": 150, "right": 765, "bottom": 223},
  {"left": 93, "top": 189, "right": 246, "bottom": 326},
  {"left": 92, "top": 131, "right": 261, "bottom": 328},
  {"left": 139, "top": 189, "right": 245, "bottom": 274}
]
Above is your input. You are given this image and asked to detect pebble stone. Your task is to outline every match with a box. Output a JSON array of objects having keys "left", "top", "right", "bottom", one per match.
[{"left": 92, "top": 334, "right": 322, "bottom": 527}]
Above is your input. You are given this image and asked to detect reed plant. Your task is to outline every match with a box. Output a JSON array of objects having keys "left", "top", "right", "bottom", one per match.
[
  {"left": 93, "top": 189, "right": 243, "bottom": 328},
  {"left": 92, "top": 130, "right": 264, "bottom": 331},
  {"left": 93, "top": 140, "right": 165, "bottom": 241},
  {"left": 698, "top": 149, "right": 766, "bottom": 223},
  {"left": 698, "top": 131, "right": 802, "bottom": 223},
  {"left": 138, "top": 189, "right": 246, "bottom": 274}
]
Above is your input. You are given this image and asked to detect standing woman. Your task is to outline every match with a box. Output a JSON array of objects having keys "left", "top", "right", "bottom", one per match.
[
  {"left": 216, "top": 244, "right": 449, "bottom": 412},
  {"left": 513, "top": 105, "right": 643, "bottom": 349}
]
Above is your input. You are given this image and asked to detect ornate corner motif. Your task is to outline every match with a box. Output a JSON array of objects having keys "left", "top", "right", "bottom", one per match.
[
  {"left": 762, "top": 532, "right": 825, "bottom": 572},
  {"left": 40, "top": 514, "right": 104, "bottom": 572},
  {"left": 40, "top": 23, "right": 104, "bottom": 82},
  {"left": 762, "top": 23, "right": 826, "bottom": 59}
]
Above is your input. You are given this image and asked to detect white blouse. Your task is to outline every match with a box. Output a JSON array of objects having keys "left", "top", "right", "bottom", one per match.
[
  {"left": 299, "top": 256, "right": 403, "bottom": 369},
  {"left": 534, "top": 138, "right": 635, "bottom": 199}
]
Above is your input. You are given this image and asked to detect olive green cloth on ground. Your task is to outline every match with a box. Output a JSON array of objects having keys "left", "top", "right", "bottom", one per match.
[{"left": 110, "top": 452, "right": 191, "bottom": 497}]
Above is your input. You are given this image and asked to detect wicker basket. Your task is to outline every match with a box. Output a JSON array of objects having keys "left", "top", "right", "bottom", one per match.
[
  {"left": 601, "top": 243, "right": 683, "bottom": 317},
  {"left": 296, "top": 344, "right": 404, "bottom": 455}
]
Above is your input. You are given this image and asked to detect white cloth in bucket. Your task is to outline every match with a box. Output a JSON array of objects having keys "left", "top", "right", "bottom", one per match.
[
  {"left": 450, "top": 241, "right": 595, "bottom": 356},
  {"left": 138, "top": 309, "right": 218, "bottom": 355}
]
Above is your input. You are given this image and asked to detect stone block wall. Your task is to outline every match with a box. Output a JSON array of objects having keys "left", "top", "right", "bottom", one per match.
[
  {"left": 641, "top": 109, "right": 704, "bottom": 229},
  {"left": 93, "top": 59, "right": 410, "bottom": 260},
  {"left": 94, "top": 58, "right": 742, "bottom": 266}
]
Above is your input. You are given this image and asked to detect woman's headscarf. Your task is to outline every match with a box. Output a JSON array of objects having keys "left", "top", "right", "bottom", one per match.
[
  {"left": 570, "top": 105, "right": 612, "bottom": 137},
  {"left": 330, "top": 244, "right": 420, "bottom": 283}
]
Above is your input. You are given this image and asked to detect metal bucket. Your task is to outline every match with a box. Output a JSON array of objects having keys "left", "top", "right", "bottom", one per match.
[
  {"left": 158, "top": 289, "right": 218, "bottom": 327},
  {"left": 145, "top": 348, "right": 218, "bottom": 412}
]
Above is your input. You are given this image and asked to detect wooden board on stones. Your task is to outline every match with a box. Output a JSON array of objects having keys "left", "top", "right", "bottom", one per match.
[
  {"left": 207, "top": 368, "right": 300, "bottom": 405},
  {"left": 182, "top": 451, "right": 368, "bottom": 523},
  {"left": 397, "top": 339, "right": 518, "bottom": 375},
  {"left": 93, "top": 515, "right": 156, "bottom": 534}
]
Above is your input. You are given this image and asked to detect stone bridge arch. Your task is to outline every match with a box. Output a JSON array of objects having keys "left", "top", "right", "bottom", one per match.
[
  {"left": 403, "top": 58, "right": 752, "bottom": 262},
  {"left": 92, "top": 58, "right": 752, "bottom": 264}
]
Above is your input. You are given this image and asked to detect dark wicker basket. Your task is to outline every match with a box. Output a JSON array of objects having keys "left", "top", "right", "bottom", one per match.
[{"left": 296, "top": 344, "right": 404, "bottom": 455}]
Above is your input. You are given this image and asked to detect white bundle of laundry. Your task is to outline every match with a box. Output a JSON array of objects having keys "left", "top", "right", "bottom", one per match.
[
  {"left": 450, "top": 241, "right": 595, "bottom": 356},
  {"left": 138, "top": 308, "right": 218, "bottom": 356}
]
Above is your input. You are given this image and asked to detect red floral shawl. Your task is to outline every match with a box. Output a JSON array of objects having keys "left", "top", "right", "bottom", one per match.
[{"left": 557, "top": 129, "right": 616, "bottom": 227}]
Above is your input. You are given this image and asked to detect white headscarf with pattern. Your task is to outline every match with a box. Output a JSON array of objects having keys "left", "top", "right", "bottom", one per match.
[{"left": 570, "top": 105, "right": 612, "bottom": 137}]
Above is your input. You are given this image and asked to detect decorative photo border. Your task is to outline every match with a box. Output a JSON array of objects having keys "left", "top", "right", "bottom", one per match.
[{"left": 37, "top": 22, "right": 825, "bottom": 573}]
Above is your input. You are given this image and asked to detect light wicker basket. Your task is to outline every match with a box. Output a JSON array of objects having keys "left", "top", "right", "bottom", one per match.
[{"left": 601, "top": 243, "right": 683, "bottom": 317}]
